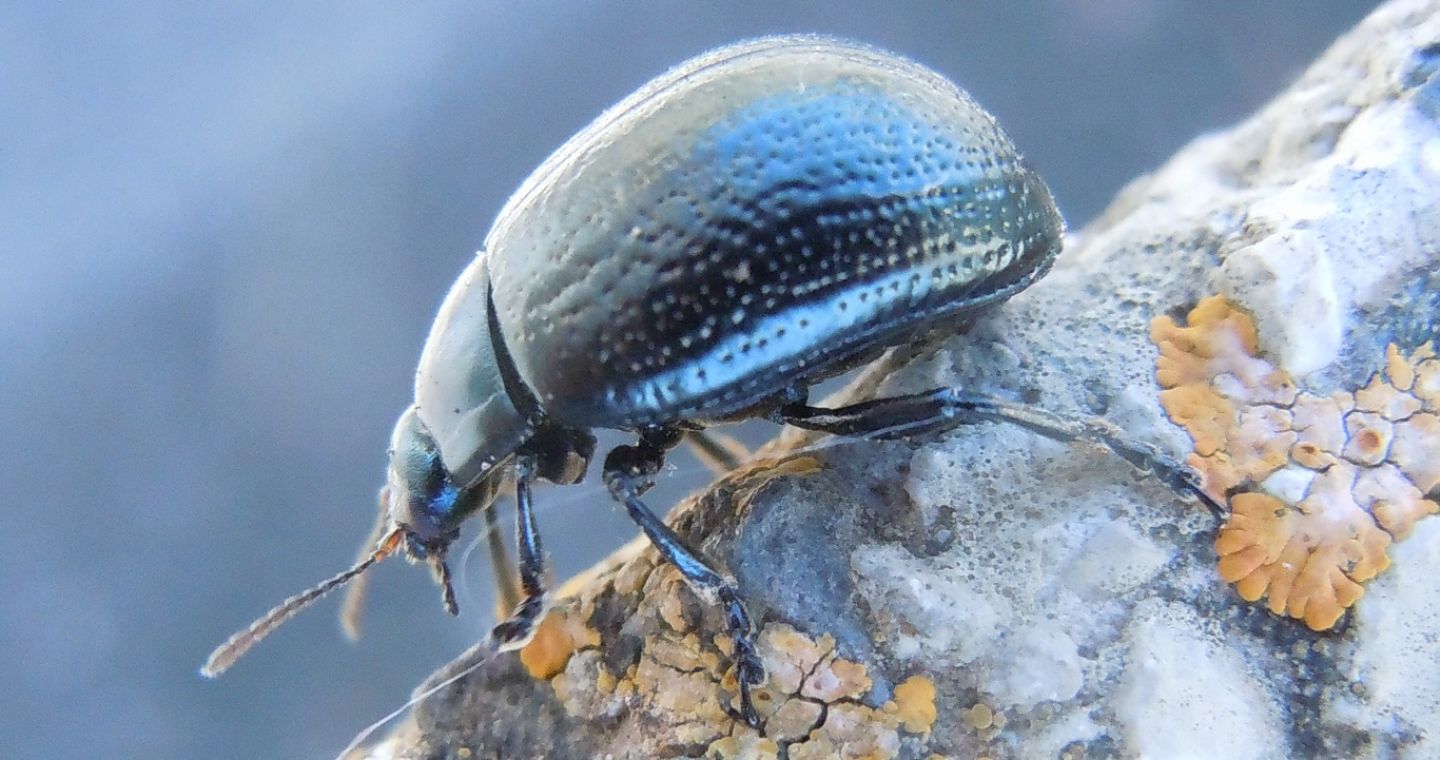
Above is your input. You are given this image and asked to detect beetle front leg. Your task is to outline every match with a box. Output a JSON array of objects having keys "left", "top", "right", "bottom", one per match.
[
  {"left": 487, "top": 456, "right": 549, "bottom": 652},
  {"left": 777, "top": 387, "right": 1227, "bottom": 520},
  {"left": 603, "top": 432, "right": 766, "bottom": 728},
  {"left": 338, "top": 493, "right": 391, "bottom": 641},
  {"left": 406, "top": 465, "right": 547, "bottom": 698}
]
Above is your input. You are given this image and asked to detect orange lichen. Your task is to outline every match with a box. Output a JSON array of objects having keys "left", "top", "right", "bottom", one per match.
[
  {"left": 887, "top": 675, "right": 938, "bottom": 734},
  {"left": 518, "top": 608, "right": 601, "bottom": 679},
  {"left": 789, "top": 702, "right": 902, "bottom": 760},
  {"left": 1354, "top": 373, "right": 1422, "bottom": 420},
  {"left": 1386, "top": 344, "right": 1416, "bottom": 391},
  {"left": 656, "top": 567, "right": 695, "bottom": 633},
  {"left": 622, "top": 605, "right": 936, "bottom": 757},
  {"left": 535, "top": 455, "right": 942, "bottom": 758},
  {"left": 800, "top": 654, "right": 871, "bottom": 702},
  {"left": 964, "top": 702, "right": 995, "bottom": 731},
  {"left": 1355, "top": 464, "right": 1435, "bottom": 538},
  {"left": 1153, "top": 295, "right": 1439, "bottom": 630},
  {"left": 1391, "top": 412, "right": 1440, "bottom": 493},
  {"left": 1214, "top": 489, "right": 1385, "bottom": 630},
  {"left": 1343, "top": 412, "right": 1393, "bottom": 465},
  {"left": 767, "top": 698, "right": 825, "bottom": 742},
  {"left": 594, "top": 666, "right": 617, "bottom": 694},
  {"left": 1414, "top": 347, "right": 1440, "bottom": 404},
  {"left": 962, "top": 701, "right": 1007, "bottom": 743},
  {"left": 728, "top": 455, "right": 823, "bottom": 499},
  {"left": 756, "top": 624, "right": 833, "bottom": 693},
  {"left": 707, "top": 735, "right": 781, "bottom": 760},
  {"left": 692, "top": 623, "right": 936, "bottom": 758}
]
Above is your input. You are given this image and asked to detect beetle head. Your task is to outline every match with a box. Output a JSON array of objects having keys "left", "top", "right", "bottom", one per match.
[
  {"left": 200, "top": 408, "right": 505, "bottom": 678},
  {"left": 383, "top": 406, "right": 468, "bottom": 556},
  {"left": 380, "top": 406, "right": 506, "bottom": 612}
]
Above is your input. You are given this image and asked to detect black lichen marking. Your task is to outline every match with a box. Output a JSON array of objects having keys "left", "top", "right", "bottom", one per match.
[
  {"left": 590, "top": 586, "right": 648, "bottom": 678},
  {"left": 1402, "top": 42, "right": 1440, "bottom": 88}
]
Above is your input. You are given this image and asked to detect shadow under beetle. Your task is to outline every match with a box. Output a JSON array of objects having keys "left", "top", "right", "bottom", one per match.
[{"left": 203, "top": 35, "right": 1221, "bottom": 726}]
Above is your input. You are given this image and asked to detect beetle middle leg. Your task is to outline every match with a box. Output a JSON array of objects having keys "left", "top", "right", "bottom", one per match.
[
  {"left": 776, "top": 387, "right": 1227, "bottom": 520},
  {"left": 603, "top": 426, "right": 766, "bottom": 727}
]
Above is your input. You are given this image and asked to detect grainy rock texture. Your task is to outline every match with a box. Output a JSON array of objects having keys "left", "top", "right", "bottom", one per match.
[{"left": 357, "top": 2, "right": 1440, "bottom": 758}]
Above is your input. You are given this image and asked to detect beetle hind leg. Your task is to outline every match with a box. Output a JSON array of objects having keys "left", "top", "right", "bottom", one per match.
[
  {"left": 603, "top": 430, "right": 765, "bottom": 728},
  {"left": 684, "top": 428, "right": 751, "bottom": 475},
  {"left": 777, "top": 387, "right": 1227, "bottom": 520}
]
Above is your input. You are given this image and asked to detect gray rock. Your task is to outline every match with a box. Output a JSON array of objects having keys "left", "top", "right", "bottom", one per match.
[{"left": 357, "top": 1, "right": 1440, "bottom": 757}]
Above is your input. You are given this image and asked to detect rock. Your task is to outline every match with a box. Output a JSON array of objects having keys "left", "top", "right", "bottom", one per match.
[{"left": 356, "top": 1, "right": 1440, "bottom": 757}]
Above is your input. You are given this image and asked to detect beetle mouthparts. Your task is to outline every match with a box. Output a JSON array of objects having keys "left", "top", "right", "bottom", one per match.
[{"left": 433, "top": 556, "right": 460, "bottom": 616}]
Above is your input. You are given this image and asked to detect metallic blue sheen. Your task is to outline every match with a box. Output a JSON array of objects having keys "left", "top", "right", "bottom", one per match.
[
  {"left": 386, "top": 34, "right": 1063, "bottom": 539},
  {"left": 484, "top": 35, "right": 1062, "bottom": 431}
]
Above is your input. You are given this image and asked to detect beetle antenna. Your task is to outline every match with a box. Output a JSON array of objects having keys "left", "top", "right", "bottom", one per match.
[{"left": 202, "top": 528, "right": 404, "bottom": 678}]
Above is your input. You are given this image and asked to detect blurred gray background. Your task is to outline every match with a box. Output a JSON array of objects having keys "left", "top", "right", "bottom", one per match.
[{"left": 1, "top": 2, "right": 1379, "bottom": 758}]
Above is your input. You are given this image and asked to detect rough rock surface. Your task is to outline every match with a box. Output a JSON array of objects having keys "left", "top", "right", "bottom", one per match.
[{"left": 356, "top": 2, "right": 1440, "bottom": 757}]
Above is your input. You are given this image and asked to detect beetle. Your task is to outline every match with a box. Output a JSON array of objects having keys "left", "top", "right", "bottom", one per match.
[{"left": 203, "top": 34, "right": 1220, "bottom": 726}]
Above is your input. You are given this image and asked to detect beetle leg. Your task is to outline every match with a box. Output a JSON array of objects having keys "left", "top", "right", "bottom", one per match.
[
  {"left": 482, "top": 502, "right": 523, "bottom": 616},
  {"left": 603, "top": 436, "right": 765, "bottom": 728},
  {"left": 486, "top": 457, "right": 549, "bottom": 652},
  {"left": 685, "top": 429, "right": 751, "bottom": 475},
  {"left": 411, "top": 463, "right": 550, "bottom": 693},
  {"left": 778, "top": 387, "right": 1228, "bottom": 521},
  {"left": 339, "top": 492, "right": 391, "bottom": 641}
]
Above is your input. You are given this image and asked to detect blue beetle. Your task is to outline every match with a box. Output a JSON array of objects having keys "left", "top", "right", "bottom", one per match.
[{"left": 204, "top": 35, "right": 1217, "bottom": 726}]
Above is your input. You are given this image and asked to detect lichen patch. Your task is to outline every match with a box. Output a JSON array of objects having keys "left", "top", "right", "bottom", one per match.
[
  {"left": 799, "top": 653, "right": 870, "bottom": 702},
  {"left": 720, "top": 455, "right": 824, "bottom": 519},
  {"left": 706, "top": 734, "right": 781, "bottom": 760},
  {"left": 888, "top": 675, "right": 938, "bottom": 735},
  {"left": 788, "top": 702, "right": 903, "bottom": 760},
  {"left": 1152, "top": 295, "right": 1439, "bottom": 630},
  {"left": 756, "top": 624, "right": 834, "bottom": 694},
  {"left": 518, "top": 607, "right": 601, "bottom": 680},
  {"left": 541, "top": 529, "right": 945, "bottom": 760},
  {"left": 514, "top": 454, "right": 979, "bottom": 757}
]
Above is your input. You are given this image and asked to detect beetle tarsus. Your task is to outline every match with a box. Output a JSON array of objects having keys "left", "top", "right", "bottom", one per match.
[
  {"left": 603, "top": 436, "right": 766, "bottom": 728},
  {"left": 779, "top": 387, "right": 1227, "bottom": 519},
  {"left": 719, "top": 584, "right": 766, "bottom": 728}
]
